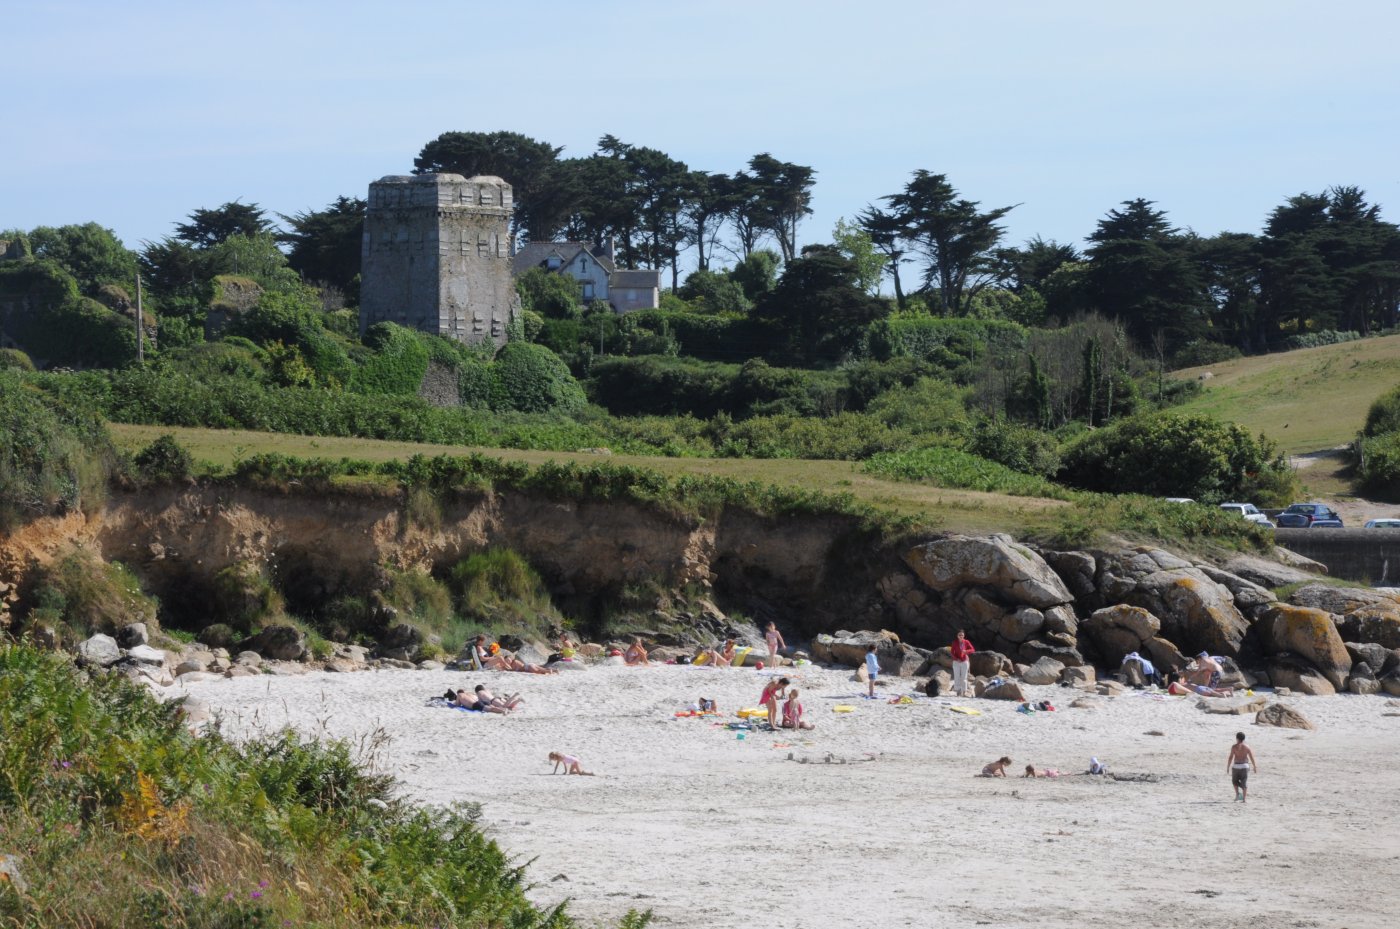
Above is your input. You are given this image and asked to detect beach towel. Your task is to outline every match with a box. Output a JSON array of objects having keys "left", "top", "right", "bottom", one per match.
[
  {"left": 833, "top": 705, "right": 856, "bottom": 713},
  {"left": 948, "top": 705, "right": 982, "bottom": 716},
  {"left": 428, "top": 696, "right": 484, "bottom": 713}
]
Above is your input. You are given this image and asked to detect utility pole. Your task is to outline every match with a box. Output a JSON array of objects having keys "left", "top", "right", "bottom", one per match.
[{"left": 135, "top": 270, "right": 145, "bottom": 364}]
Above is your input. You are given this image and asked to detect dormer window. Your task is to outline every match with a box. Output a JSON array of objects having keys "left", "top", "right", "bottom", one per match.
[{"left": 546, "top": 255, "right": 562, "bottom": 270}]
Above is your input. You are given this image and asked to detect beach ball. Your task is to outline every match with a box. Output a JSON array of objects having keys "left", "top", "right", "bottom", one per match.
[{"left": 755, "top": 661, "right": 765, "bottom": 670}]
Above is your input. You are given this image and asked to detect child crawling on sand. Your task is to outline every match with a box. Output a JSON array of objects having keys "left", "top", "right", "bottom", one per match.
[
  {"left": 548, "top": 752, "right": 594, "bottom": 775},
  {"left": 981, "top": 756, "right": 1012, "bottom": 777}
]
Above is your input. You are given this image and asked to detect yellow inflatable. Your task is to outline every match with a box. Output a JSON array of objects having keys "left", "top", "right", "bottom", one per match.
[{"left": 736, "top": 707, "right": 768, "bottom": 719}]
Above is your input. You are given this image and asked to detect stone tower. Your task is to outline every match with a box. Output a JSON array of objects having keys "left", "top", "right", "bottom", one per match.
[{"left": 359, "top": 173, "right": 518, "bottom": 348}]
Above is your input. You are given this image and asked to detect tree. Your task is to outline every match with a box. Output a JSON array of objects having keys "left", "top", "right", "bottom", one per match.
[
  {"left": 1084, "top": 199, "right": 1208, "bottom": 349},
  {"left": 678, "top": 269, "right": 748, "bottom": 315},
  {"left": 753, "top": 245, "right": 887, "bottom": 365},
  {"left": 1196, "top": 232, "right": 1262, "bottom": 350},
  {"left": 739, "top": 153, "right": 816, "bottom": 263},
  {"left": 279, "top": 196, "right": 366, "bottom": 300},
  {"left": 728, "top": 249, "right": 781, "bottom": 302},
  {"left": 880, "top": 171, "right": 1015, "bottom": 316},
  {"left": 515, "top": 267, "right": 582, "bottom": 320},
  {"left": 856, "top": 206, "right": 910, "bottom": 309},
  {"left": 26, "top": 223, "right": 137, "bottom": 297},
  {"left": 831, "top": 218, "right": 885, "bottom": 296},
  {"left": 682, "top": 171, "right": 734, "bottom": 272},
  {"left": 414, "top": 130, "right": 563, "bottom": 240},
  {"left": 999, "top": 236, "right": 1080, "bottom": 294},
  {"left": 175, "top": 201, "right": 274, "bottom": 248}
]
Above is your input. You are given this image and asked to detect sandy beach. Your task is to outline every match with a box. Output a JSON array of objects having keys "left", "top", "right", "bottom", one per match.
[{"left": 178, "top": 664, "right": 1400, "bottom": 929}]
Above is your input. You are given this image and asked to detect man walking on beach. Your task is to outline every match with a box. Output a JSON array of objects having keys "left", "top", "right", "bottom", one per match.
[
  {"left": 1227, "top": 732, "right": 1257, "bottom": 802},
  {"left": 951, "top": 630, "right": 975, "bottom": 697}
]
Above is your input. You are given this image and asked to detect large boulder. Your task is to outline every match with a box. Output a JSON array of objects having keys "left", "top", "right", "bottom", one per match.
[
  {"left": 1347, "top": 607, "right": 1400, "bottom": 650},
  {"left": 1260, "top": 604, "right": 1352, "bottom": 690},
  {"left": 1255, "top": 703, "right": 1315, "bottom": 730},
  {"left": 1266, "top": 654, "right": 1336, "bottom": 696},
  {"left": 245, "top": 624, "right": 307, "bottom": 662},
  {"left": 999, "top": 607, "right": 1045, "bottom": 644},
  {"left": 1061, "top": 665, "right": 1096, "bottom": 686},
  {"left": 1021, "top": 656, "right": 1065, "bottom": 685},
  {"left": 904, "top": 535, "right": 1074, "bottom": 609},
  {"left": 116, "top": 623, "right": 149, "bottom": 649},
  {"left": 977, "top": 679, "right": 1026, "bottom": 701},
  {"left": 376, "top": 623, "right": 423, "bottom": 663},
  {"left": 76, "top": 634, "right": 122, "bottom": 668},
  {"left": 1195, "top": 565, "right": 1275, "bottom": 612},
  {"left": 1016, "top": 637, "right": 1084, "bottom": 667},
  {"left": 1347, "top": 662, "right": 1381, "bottom": 696},
  {"left": 1288, "top": 584, "right": 1400, "bottom": 616},
  {"left": 1381, "top": 669, "right": 1400, "bottom": 697},
  {"left": 125, "top": 645, "right": 167, "bottom": 667},
  {"left": 1095, "top": 551, "right": 1251, "bottom": 657},
  {"left": 1222, "top": 552, "right": 1326, "bottom": 588},
  {"left": 812, "top": 629, "right": 902, "bottom": 669},
  {"left": 1040, "top": 550, "right": 1097, "bottom": 600},
  {"left": 968, "top": 650, "right": 1014, "bottom": 678},
  {"left": 1144, "top": 636, "right": 1188, "bottom": 674},
  {"left": 1081, "top": 605, "right": 1160, "bottom": 665},
  {"left": 1345, "top": 642, "right": 1391, "bottom": 675}
]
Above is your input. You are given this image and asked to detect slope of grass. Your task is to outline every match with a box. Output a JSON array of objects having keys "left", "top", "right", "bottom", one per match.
[{"left": 1172, "top": 332, "right": 1400, "bottom": 455}]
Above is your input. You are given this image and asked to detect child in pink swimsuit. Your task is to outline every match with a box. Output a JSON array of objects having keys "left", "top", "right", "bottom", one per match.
[{"left": 782, "top": 689, "right": 815, "bottom": 730}]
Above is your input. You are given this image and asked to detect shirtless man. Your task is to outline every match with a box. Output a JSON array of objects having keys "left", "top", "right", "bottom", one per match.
[
  {"left": 1227, "top": 731, "right": 1258, "bottom": 802},
  {"left": 1187, "top": 651, "right": 1222, "bottom": 687}
]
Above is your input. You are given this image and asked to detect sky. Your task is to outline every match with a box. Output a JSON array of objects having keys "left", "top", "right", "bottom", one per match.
[{"left": 3, "top": 0, "right": 1398, "bottom": 272}]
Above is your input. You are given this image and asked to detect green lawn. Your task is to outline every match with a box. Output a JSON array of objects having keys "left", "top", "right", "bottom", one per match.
[
  {"left": 1172, "top": 333, "right": 1400, "bottom": 455},
  {"left": 110, "top": 422, "right": 1070, "bottom": 534}
]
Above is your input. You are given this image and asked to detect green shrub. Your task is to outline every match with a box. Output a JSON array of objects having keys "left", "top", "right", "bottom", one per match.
[
  {"left": 0, "top": 643, "right": 606, "bottom": 928},
  {"left": 1356, "top": 432, "right": 1400, "bottom": 500},
  {"left": 1363, "top": 384, "right": 1400, "bottom": 437},
  {"left": 21, "top": 551, "right": 157, "bottom": 643},
  {"left": 1171, "top": 338, "right": 1242, "bottom": 369},
  {"left": 1283, "top": 329, "right": 1360, "bottom": 350},
  {"left": 883, "top": 315, "right": 1027, "bottom": 376},
  {"left": 965, "top": 417, "right": 1062, "bottom": 477},
  {"left": 0, "top": 370, "right": 116, "bottom": 527},
  {"left": 132, "top": 433, "right": 193, "bottom": 484},
  {"left": 863, "top": 446, "right": 1071, "bottom": 498},
  {"left": 1058, "top": 411, "right": 1299, "bottom": 504},
  {"left": 516, "top": 266, "right": 583, "bottom": 319},
  {"left": 211, "top": 560, "right": 283, "bottom": 632},
  {"left": 348, "top": 322, "right": 430, "bottom": 395},
  {"left": 0, "top": 260, "right": 137, "bottom": 369},
  {"left": 489, "top": 341, "right": 585, "bottom": 414},
  {"left": 0, "top": 347, "right": 36, "bottom": 371},
  {"left": 447, "top": 549, "right": 562, "bottom": 638}
]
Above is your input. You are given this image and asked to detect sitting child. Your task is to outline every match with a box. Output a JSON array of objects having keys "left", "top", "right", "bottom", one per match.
[
  {"left": 782, "top": 688, "right": 815, "bottom": 730},
  {"left": 981, "top": 756, "right": 1012, "bottom": 777}
]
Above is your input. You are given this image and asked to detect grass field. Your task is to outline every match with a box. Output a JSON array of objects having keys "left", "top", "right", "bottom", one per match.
[
  {"left": 1172, "top": 332, "right": 1400, "bottom": 455},
  {"left": 110, "top": 423, "right": 1070, "bottom": 534}
]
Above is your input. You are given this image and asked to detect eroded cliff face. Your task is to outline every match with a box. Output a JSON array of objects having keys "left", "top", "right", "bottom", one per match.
[{"left": 0, "top": 484, "right": 890, "bottom": 635}]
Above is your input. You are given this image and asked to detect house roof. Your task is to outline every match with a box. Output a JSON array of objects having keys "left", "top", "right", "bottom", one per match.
[
  {"left": 609, "top": 269, "right": 661, "bottom": 289},
  {"left": 511, "top": 241, "right": 616, "bottom": 276}
]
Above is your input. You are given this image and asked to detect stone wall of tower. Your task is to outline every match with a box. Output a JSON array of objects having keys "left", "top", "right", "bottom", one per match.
[{"left": 359, "top": 173, "right": 518, "bottom": 349}]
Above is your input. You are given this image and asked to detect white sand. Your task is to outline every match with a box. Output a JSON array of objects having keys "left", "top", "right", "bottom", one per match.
[{"left": 178, "top": 664, "right": 1400, "bottom": 929}]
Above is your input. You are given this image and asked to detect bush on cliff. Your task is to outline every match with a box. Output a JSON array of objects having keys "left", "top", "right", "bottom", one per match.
[
  {"left": 0, "top": 370, "right": 117, "bottom": 528},
  {"left": 448, "top": 548, "right": 564, "bottom": 639},
  {"left": 20, "top": 551, "right": 158, "bottom": 644},
  {"left": 1058, "top": 411, "right": 1299, "bottom": 505},
  {"left": 0, "top": 643, "right": 619, "bottom": 928}
]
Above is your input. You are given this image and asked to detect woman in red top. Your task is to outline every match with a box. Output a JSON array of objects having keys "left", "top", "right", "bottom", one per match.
[{"left": 950, "top": 630, "right": 975, "bottom": 697}]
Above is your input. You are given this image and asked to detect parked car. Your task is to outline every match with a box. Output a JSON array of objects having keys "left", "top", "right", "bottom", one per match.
[
  {"left": 1219, "top": 502, "right": 1273, "bottom": 527},
  {"left": 1162, "top": 497, "right": 1196, "bottom": 504},
  {"left": 1275, "top": 503, "right": 1344, "bottom": 528},
  {"left": 1364, "top": 518, "right": 1400, "bottom": 529}
]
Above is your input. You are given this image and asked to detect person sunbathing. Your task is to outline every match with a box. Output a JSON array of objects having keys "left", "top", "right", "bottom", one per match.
[
  {"left": 624, "top": 637, "right": 649, "bottom": 666},
  {"left": 717, "top": 638, "right": 737, "bottom": 667},
  {"left": 981, "top": 756, "right": 1012, "bottom": 777},
  {"left": 1023, "top": 765, "right": 1063, "bottom": 778},
  {"left": 1167, "top": 673, "right": 1232, "bottom": 698},
  {"left": 474, "top": 685, "right": 522, "bottom": 712},
  {"left": 1186, "top": 652, "right": 1222, "bottom": 687},
  {"left": 455, "top": 687, "right": 511, "bottom": 714}
]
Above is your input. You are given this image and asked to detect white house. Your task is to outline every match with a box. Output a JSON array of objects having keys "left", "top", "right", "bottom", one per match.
[{"left": 511, "top": 239, "right": 660, "bottom": 312}]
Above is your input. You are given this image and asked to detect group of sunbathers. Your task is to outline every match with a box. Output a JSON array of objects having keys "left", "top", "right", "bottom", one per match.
[
  {"left": 466, "top": 634, "right": 557, "bottom": 674},
  {"left": 450, "top": 684, "right": 524, "bottom": 714}
]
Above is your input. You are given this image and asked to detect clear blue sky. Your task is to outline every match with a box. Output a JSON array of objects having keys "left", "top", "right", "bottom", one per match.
[{"left": 4, "top": 0, "right": 1398, "bottom": 269}]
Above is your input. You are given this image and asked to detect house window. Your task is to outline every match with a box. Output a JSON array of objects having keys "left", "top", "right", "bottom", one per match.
[
  {"left": 582, "top": 282, "right": 595, "bottom": 300},
  {"left": 546, "top": 256, "right": 561, "bottom": 270},
  {"left": 580, "top": 258, "right": 588, "bottom": 274}
]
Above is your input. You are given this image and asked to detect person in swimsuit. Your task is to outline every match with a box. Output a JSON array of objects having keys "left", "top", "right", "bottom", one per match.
[
  {"left": 474, "top": 685, "right": 522, "bottom": 712},
  {"left": 981, "top": 756, "right": 1012, "bottom": 777},
  {"left": 548, "top": 752, "right": 594, "bottom": 775},
  {"left": 782, "top": 688, "right": 815, "bottom": 730},
  {"left": 764, "top": 622, "right": 786, "bottom": 664},
  {"left": 718, "top": 638, "right": 738, "bottom": 667},
  {"left": 1227, "top": 731, "right": 1257, "bottom": 802},
  {"left": 760, "top": 676, "right": 791, "bottom": 730},
  {"left": 1187, "top": 652, "right": 1222, "bottom": 687},
  {"left": 624, "top": 637, "right": 649, "bottom": 666}
]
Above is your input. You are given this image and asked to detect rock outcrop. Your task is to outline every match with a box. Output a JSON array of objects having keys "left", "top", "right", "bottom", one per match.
[
  {"left": 1255, "top": 703, "right": 1315, "bottom": 730},
  {"left": 1259, "top": 603, "right": 1352, "bottom": 690}
]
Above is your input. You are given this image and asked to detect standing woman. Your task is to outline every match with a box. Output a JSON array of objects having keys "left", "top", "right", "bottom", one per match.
[
  {"left": 761, "top": 676, "right": 791, "bottom": 730},
  {"left": 951, "top": 630, "right": 976, "bottom": 697}
]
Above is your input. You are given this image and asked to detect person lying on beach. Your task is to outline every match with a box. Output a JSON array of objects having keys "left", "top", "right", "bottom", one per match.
[
  {"left": 454, "top": 688, "right": 512, "bottom": 714},
  {"left": 624, "top": 637, "right": 649, "bottom": 666},
  {"left": 548, "top": 751, "right": 594, "bottom": 775},
  {"left": 1023, "top": 765, "right": 1063, "bottom": 778},
  {"left": 474, "top": 685, "right": 523, "bottom": 712},
  {"left": 1167, "top": 673, "right": 1232, "bottom": 698},
  {"left": 981, "top": 756, "right": 1012, "bottom": 777},
  {"left": 760, "top": 676, "right": 791, "bottom": 730},
  {"left": 782, "top": 688, "right": 815, "bottom": 730}
]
